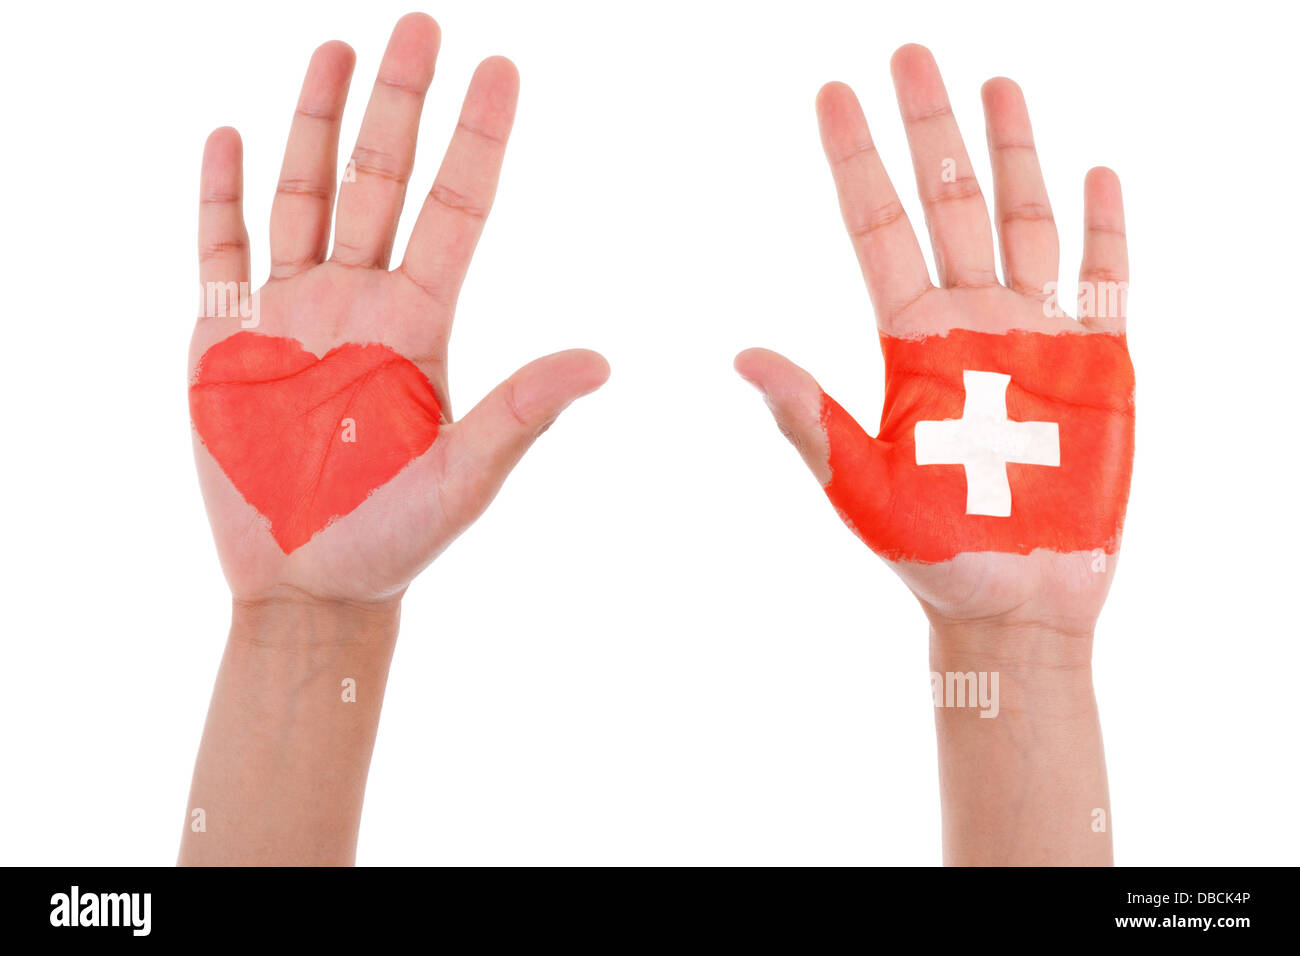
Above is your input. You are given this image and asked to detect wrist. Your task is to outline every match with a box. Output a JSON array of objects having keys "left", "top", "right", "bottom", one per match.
[
  {"left": 928, "top": 619, "right": 1096, "bottom": 717},
  {"left": 230, "top": 594, "right": 401, "bottom": 654},
  {"left": 225, "top": 596, "right": 402, "bottom": 702}
]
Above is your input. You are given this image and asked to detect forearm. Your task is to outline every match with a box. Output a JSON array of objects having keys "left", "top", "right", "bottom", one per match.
[
  {"left": 929, "top": 622, "right": 1112, "bottom": 866},
  {"left": 179, "top": 598, "right": 400, "bottom": 866}
]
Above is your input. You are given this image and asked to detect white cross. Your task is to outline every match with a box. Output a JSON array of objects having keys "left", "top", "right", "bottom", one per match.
[{"left": 913, "top": 369, "right": 1060, "bottom": 517}]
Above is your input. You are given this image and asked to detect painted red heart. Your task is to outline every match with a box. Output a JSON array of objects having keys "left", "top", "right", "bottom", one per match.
[{"left": 189, "top": 331, "right": 442, "bottom": 553}]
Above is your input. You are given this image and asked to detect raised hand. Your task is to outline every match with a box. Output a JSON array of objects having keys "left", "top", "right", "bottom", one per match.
[
  {"left": 735, "top": 46, "right": 1131, "bottom": 864},
  {"left": 181, "top": 15, "right": 607, "bottom": 866},
  {"left": 736, "top": 45, "right": 1133, "bottom": 640},
  {"left": 191, "top": 14, "right": 608, "bottom": 606}
]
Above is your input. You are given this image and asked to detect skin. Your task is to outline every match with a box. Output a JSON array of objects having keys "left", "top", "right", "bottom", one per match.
[
  {"left": 735, "top": 46, "right": 1129, "bottom": 865},
  {"left": 181, "top": 14, "right": 608, "bottom": 865}
]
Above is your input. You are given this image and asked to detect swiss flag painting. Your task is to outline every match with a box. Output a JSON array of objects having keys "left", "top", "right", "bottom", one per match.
[{"left": 821, "top": 328, "right": 1135, "bottom": 564}]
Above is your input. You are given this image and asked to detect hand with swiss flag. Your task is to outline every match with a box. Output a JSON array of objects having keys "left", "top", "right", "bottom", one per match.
[{"left": 736, "top": 46, "right": 1132, "bottom": 865}]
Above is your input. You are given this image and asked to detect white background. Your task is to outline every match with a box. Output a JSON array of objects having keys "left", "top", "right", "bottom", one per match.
[{"left": 2, "top": 0, "right": 1297, "bottom": 866}]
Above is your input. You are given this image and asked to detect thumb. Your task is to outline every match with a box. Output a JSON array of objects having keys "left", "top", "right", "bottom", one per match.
[
  {"left": 734, "top": 347, "right": 835, "bottom": 484},
  {"left": 438, "top": 348, "right": 610, "bottom": 523},
  {"left": 735, "top": 347, "right": 889, "bottom": 542}
]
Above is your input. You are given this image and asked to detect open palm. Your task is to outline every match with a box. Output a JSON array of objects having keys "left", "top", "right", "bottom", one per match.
[
  {"left": 190, "top": 15, "right": 607, "bottom": 605},
  {"left": 737, "top": 46, "right": 1134, "bottom": 638}
]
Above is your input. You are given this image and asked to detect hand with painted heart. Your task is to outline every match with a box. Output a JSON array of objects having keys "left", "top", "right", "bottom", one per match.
[
  {"left": 735, "top": 47, "right": 1135, "bottom": 640},
  {"left": 190, "top": 23, "right": 607, "bottom": 606},
  {"left": 183, "top": 13, "right": 611, "bottom": 870}
]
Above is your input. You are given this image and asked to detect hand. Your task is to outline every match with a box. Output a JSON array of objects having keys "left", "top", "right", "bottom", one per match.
[
  {"left": 736, "top": 45, "right": 1133, "bottom": 645},
  {"left": 182, "top": 15, "right": 608, "bottom": 866},
  {"left": 191, "top": 13, "right": 608, "bottom": 607},
  {"left": 737, "top": 45, "right": 1126, "bottom": 864}
]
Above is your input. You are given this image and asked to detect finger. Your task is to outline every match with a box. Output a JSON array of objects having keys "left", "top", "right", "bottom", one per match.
[
  {"left": 734, "top": 348, "right": 832, "bottom": 484},
  {"left": 268, "top": 41, "right": 356, "bottom": 280},
  {"left": 198, "top": 127, "right": 250, "bottom": 295},
  {"left": 816, "top": 82, "right": 932, "bottom": 328},
  {"left": 331, "top": 13, "right": 441, "bottom": 268},
  {"left": 400, "top": 57, "right": 519, "bottom": 316},
  {"left": 1078, "top": 167, "right": 1128, "bottom": 332},
  {"left": 736, "top": 349, "right": 891, "bottom": 545},
  {"left": 438, "top": 350, "right": 610, "bottom": 523},
  {"left": 981, "top": 77, "right": 1058, "bottom": 298},
  {"left": 890, "top": 44, "right": 997, "bottom": 289}
]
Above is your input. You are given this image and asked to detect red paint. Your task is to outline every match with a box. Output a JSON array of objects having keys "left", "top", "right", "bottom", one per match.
[
  {"left": 822, "top": 329, "right": 1134, "bottom": 563},
  {"left": 189, "top": 332, "right": 441, "bottom": 553}
]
